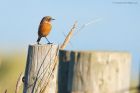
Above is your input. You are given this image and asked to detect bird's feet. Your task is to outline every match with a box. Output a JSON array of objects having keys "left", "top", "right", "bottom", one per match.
[
  {"left": 37, "top": 42, "right": 41, "bottom": 45},
  {"left": 47, "top": 42, "right": 53, "bottom": 44}
]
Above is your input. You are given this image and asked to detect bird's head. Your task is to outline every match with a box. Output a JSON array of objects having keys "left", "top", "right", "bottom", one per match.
[{"left": 42, "top": 16, "right": 55, "bottom": 22}]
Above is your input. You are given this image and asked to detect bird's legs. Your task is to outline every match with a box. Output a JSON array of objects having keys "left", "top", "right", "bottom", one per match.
[
  {"left": 37, "top": 37, "right": 41, "bottom": 45},
  {"left": 45, "top": 37, "right": 52, "bottom": 44}
]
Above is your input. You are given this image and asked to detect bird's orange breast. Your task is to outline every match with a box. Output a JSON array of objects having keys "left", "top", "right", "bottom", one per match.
[{"left": 38, "top": 22, "right": 52, "bottom": 37}]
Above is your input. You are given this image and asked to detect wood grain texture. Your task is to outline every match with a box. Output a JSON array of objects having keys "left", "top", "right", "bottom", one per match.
[
  {"left": 23, "top": 44, "right": 58, "bottom": 93},
  {"left": 58, "top": 50, "right": 131, "bottom": 93}
]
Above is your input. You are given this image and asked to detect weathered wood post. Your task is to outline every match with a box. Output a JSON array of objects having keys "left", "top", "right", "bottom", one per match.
[
  {"left": 23, "top": 44, "right": 59, "bottom": 93},
  {"left": 23, "top": 21, "right": 77, "bottom": 93},
  {"left": 58, "top": 50, "right": 131, "bottom": 93}
]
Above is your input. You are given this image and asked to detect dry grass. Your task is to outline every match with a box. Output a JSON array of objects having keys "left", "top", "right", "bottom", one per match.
[
  {"left": 15, "top": 73, "right": 23, "bottom": 93},
  {"left": 60, "top": 21, "right": 77, "bottom": 49}
]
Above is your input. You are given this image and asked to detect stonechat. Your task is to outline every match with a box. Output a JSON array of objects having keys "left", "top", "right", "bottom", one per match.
[{"left": 37, "top": 16, "right": 55, "bottom": 44}]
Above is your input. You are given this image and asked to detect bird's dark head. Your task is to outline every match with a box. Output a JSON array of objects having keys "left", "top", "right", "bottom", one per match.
[{"left": 42, "top": 16, "right": 55, "bottom": 22}]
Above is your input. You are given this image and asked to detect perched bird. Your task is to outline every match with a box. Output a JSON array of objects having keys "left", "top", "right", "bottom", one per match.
[{"left": 37, "top": 16, "right": 55, "bottom": 44}]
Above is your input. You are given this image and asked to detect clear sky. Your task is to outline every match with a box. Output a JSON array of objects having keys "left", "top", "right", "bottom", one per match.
[{"left": 0, "top": 0, "right": 140, "bottom": 79}]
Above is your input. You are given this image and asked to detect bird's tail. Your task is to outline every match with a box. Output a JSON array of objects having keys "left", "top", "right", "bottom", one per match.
[{"left": 37, "top": 37, "right": 41, "bottom": 44}]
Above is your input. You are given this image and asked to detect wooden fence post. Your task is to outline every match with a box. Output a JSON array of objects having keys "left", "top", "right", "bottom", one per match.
[
  {"left": 23, "top": 44, "right": 59, "bottom": 93},
  {"left": 58, "top": 50, "right": 131, "bottom": 93}
]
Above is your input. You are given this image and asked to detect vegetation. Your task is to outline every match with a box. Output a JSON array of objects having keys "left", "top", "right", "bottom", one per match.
[{"left": 0, "top": 52, "right": 26, "bottom": 93}]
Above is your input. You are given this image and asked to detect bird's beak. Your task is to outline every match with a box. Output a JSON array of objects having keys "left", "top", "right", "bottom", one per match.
[{"left": 52, "top": 18, "right": 55, "bottom": 20}]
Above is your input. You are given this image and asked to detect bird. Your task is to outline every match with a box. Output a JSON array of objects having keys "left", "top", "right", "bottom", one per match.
[{"left": 37, "top": 16, "right": 55, "bottom": 44}]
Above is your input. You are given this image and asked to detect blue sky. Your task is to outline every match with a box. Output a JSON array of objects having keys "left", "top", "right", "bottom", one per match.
[{"left": 0, "top": 0, "right": 140, "bottom": 79}]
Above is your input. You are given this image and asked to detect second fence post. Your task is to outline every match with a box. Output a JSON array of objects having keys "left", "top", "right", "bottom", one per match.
[{"left": 58, "top": 50, "right": 131, "bottom": 93}]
